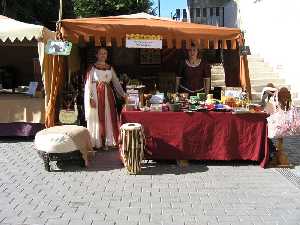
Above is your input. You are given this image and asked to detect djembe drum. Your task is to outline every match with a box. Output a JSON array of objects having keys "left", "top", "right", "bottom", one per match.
[{"left": 119, "top": 123, "right": 145, "bottom": 174}]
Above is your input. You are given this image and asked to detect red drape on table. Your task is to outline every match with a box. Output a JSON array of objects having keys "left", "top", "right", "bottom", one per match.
[{"left": 121, "top": 111, "right": 269, "bottom": 168}]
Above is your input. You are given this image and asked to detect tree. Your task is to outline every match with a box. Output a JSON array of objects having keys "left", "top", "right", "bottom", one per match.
[
  {"left": 0, "top": 0, "right": 155, "bottom": 30},
  {"left": 72, "top": 0, "right": 156, "bottom": 18},
  {"left": 0, "top": 0, "right": 74, "bottom": 30}
]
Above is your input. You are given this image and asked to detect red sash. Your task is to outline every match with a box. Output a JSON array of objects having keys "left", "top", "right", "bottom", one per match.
[{"left": 96, "top": 82, "right": 119, "bottom": 145}]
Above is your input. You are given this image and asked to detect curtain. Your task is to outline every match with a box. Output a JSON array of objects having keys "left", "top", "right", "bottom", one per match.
[
  {"left": 44, "top": 55, "right": 65, "bottom": 127},
  {"left": 239, "top": 55, "right": 252, "bottom": 100}
]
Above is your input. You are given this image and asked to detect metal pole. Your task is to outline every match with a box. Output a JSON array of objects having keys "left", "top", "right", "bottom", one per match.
[
  {"left": 59, "top": 0, "right": 63, "bottom": 21},
  {"left": 158, "top": 0, "right": 160, "bottom": 17}
]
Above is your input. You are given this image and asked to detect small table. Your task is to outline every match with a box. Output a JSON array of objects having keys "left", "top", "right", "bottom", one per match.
[{"left": 0, "top": 94, "right": 45, "bottom": 136}]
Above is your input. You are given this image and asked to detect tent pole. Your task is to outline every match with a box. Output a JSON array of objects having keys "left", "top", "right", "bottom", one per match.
[
  {"left": 59, "top": 0, "right": 63, "bottom": 21},
  {"left": 1, "top": 0, "right": 7, "bottom": 15}
]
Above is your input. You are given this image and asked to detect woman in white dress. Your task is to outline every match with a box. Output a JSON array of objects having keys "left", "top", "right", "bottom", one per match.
[{"left": 84, "top": 47, "right": 126, "bottom": 149}]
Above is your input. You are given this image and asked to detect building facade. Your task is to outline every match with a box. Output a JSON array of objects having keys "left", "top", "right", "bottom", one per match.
[
  {"left": 186, "top": 0, "right": 300, "bottom": 104},
  {"left": 187, "top": 0, "right": 231, "bottom": 26}
]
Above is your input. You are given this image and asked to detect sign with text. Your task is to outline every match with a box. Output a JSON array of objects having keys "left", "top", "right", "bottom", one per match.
[{"left": 126, "top": 34, "right": 162, "bottom": 49}]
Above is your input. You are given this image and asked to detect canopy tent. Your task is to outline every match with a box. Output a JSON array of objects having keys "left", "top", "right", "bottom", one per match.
[
  {"left": 45, "top": 13, "right": 251, "bottom": 128},
  {"left": 0, "top": 15, "right": 57, "bottom": 128},
  {"left": 0, "top": 15, "right": 54, "bottom": 42},
  {"left": 61, "top": 13, "right": 242, "bottom": 49}
]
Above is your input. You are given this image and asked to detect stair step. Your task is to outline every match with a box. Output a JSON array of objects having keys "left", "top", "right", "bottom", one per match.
[
  {"left": 247, "top": 56, "right": 265, "bottom": 62},
  {"left": 211, "top": 74, "right": 225, "bottom": 80},
  {"left": 212, "top": 78, "right": 287, "bottom": 87},
  {"left": 250, "top": 77, "right": 285, "bottom": 86},
  {"left": 293, "top": 98, "right": 300, "bottom": 106},
  {"left": 251, "top": 84, "right": 291, "bottom": 92},
  {"left": 249, "top": 72, "right": 281, "bottom": 79},
  {"left": 251, "top": 91, "right": 298, "bottom": 100},
  {"left": 248, "top": 68, "right": 275, "bottom": 73},
  {"left": 211, "top": 70, "right": 225, "bottom": 74}
]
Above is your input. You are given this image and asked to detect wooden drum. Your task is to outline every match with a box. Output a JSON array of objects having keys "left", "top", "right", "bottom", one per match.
[{"left": 119, "top": 123, "right": 145, "bottom": 174}]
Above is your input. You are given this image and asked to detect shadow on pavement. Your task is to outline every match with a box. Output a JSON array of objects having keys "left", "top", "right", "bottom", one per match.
[
  {"left": 38, "top": 150, "right": 266, "bottom": 174},
  {"left": 139, "top": 160, "right": 209, "bottom": 175},
  {"left": 0, "top": 136, "right": 34, "bottom": 143}
]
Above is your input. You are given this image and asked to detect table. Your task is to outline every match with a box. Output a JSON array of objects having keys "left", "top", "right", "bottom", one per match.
[
  {"left": 121, "top": 111, "right": 269, "bottom": 168},
  {"left": 0, "top": 95, "right": 45, "bottom": 136}
]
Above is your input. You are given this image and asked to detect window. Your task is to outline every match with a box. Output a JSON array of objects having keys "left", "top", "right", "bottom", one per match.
[
  {"left": 190, "top": 8, "right": 194, "bottom": 18},
  {"left": 203, "top": 8, "right": 207, "bottom": 17},
  {"left": 196, "top": 8, "right": 200, "bottom": 17},
  {"left": 210, "top": 8, "right": 213, "bottom": 16},
  {"left": 216, "top": 7, "right": 220, "bottom": 16},
  {"left": 183, "top": 9, "right": 187, "bottom": 18},
  {"left": 176, "top": 9, "right": 180, "bottom": 19}
]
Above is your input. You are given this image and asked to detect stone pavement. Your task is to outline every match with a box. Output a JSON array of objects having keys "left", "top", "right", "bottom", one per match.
[{"left": 0, "top": 137, "right": 299, "bottom": 225}]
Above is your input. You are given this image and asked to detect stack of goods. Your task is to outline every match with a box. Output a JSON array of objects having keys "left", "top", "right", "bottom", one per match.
[{"left": 125, "top": 79, "right": 146, "bottom": 111}]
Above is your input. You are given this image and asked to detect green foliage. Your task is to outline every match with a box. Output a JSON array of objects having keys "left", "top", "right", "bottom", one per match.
[
  {"left": 0, "top": 0, "right": 154, "bottom": 30},
  {"left": 0, "top": 0, "right": 74, "bottom": 30},
  {"left": 72, "top": 0, "right": 155, "bottom": 18}
]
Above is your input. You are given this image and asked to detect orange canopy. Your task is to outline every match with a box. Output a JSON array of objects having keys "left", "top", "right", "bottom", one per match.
[{"left": 61, "top": 13, "right": 242, "bottom": 49}]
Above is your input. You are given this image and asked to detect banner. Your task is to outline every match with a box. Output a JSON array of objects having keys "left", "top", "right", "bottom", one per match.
[{"left": 126, "top": 34, "right": 162, "bottom": 49}]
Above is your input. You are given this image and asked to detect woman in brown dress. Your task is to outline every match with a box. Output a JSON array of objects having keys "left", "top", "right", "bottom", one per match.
[{"left": 179, "top": 45, "right": 211, "bottom": 93}]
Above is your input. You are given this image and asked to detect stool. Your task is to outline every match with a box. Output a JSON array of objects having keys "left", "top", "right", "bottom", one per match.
[
  {"left": 119, "top": 123, "right": 145, "bottom": 174},
  {"left": 34, "top": 125, "right": 93, "bottom": 171}
]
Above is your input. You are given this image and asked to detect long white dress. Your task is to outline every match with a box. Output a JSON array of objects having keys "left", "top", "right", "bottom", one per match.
[{"left": 84, "top": 66, "right": 125, "bottom": 148}]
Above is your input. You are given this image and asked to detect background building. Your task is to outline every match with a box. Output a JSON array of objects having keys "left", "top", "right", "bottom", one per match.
[{"left": 186, "top": 0, "right": 300, "bottom": 105}]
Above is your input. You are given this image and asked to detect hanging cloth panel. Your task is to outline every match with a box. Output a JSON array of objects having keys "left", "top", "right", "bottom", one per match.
[
  {"left": 239, "top": 55, "right": 252, "bottom": 100},
  {"left": 45, "top": 55, "right": 65, "bottom": 128}
]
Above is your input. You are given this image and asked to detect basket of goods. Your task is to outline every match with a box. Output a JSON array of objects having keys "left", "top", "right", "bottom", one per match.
[{"left": 224, "top": 97, "right": 237, "bottom": 108}]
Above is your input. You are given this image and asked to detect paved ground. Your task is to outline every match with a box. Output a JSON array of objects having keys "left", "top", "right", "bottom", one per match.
[{"left": 0, "top": 137, "right": 299, "bottom": 225}]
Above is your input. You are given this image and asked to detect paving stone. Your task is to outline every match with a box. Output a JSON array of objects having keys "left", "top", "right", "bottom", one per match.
[
  {"left": 68, "top": 219, "right": 92, "bottom": 225},
  {"left": 45, "top": 218, "right": 70, "bottom": 225},
  {"left": 23, "top": 216, "right": 47, "bottom": 225},
  {"left": 1, "top": 138, "right": 300, "bottom": 225}
]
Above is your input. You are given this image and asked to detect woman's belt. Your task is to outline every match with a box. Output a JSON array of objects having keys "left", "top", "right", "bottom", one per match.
[{"left": 92, "top": 81, "right": 110, "bottom": 85}]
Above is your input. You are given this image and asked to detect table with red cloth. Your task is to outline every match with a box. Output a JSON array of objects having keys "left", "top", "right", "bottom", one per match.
[{"left": 121, "top": 111, "right": 269, "bottom": 168}]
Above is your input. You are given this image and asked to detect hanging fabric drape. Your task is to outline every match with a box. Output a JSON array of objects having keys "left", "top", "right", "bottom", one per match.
[
  {"left": 239, "top": 55, "right": 252, "bottom": 100},
  {"left": 45, "top": 55, "right": 65, "bottom": 128}
]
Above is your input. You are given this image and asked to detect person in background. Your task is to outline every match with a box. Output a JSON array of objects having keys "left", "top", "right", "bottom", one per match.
[
  {"left": 178, "top": 44, "right": 211, "bottom": 94},
  {"left": 261, "top": 83, "right": 278, "bottom": 161},
  {"left": 261, "top": 83, "right": 277, "bottom": 107},
  {"left": 84, "top": 47, "right": 127, "bottom": 149}
]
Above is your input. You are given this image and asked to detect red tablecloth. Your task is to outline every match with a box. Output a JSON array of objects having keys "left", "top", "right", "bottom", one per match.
[{"left": 121, "top": 111, "right": 269, "bottom": 168}]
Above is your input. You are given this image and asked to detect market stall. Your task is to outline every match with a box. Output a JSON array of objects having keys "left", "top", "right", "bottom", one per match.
[
  {"left": 47, "top": 13, "right": 251, "bottom": 124},
  {"left": 45, "top": 13, "right": 268, "bottom": 167},
  {"left": 0, "top": 15, "right": 55, "bottom": 136}
]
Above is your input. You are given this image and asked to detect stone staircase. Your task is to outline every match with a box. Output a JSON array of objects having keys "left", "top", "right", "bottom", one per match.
[{"left": 211, "top": 56, "right": 299, "bottom": 105}]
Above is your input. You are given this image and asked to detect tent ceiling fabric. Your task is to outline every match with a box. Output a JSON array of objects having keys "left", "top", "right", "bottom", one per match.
[
  {"left": 0, "top": 15, "right": 55, "bottom": 42},
  {"left": 61, "top": 13, "right": 242, "bottom": 49}
]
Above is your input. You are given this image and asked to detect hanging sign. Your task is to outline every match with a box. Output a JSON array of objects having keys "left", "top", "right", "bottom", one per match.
[
  {"left": 240, "top": 46, "right": 251, "bottom": 56},
  {"left": 126, "top": 34, "right": 162, "bottom": 49},
  {"left": 45, "top": 40, "right": 72, "bottom": 55}
]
